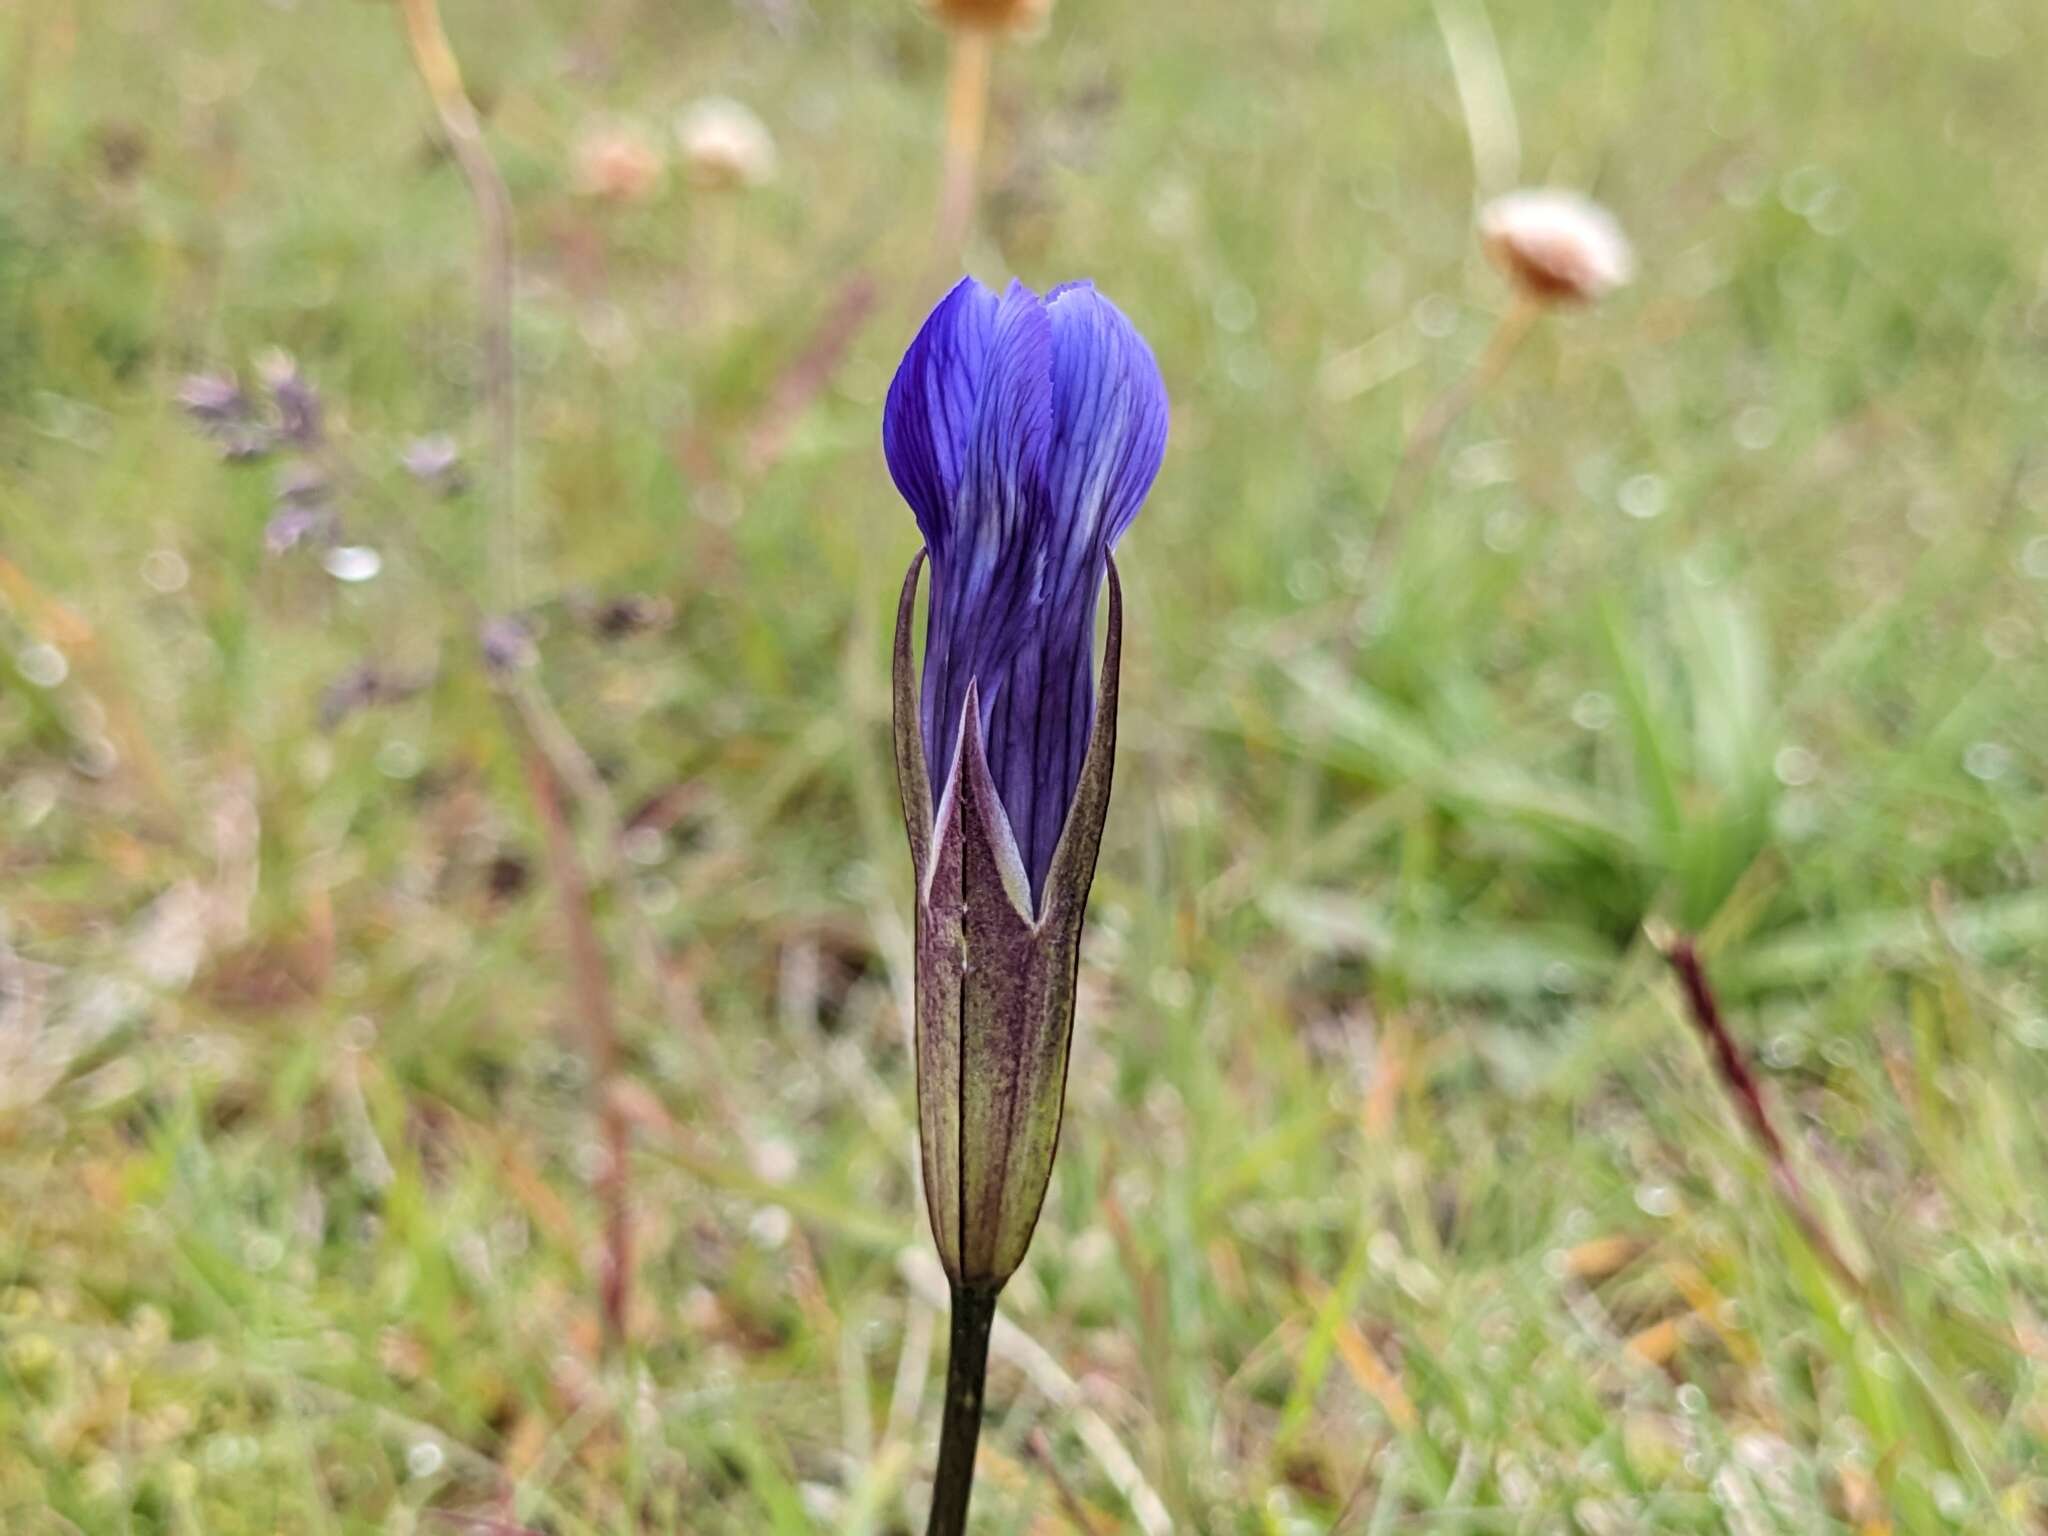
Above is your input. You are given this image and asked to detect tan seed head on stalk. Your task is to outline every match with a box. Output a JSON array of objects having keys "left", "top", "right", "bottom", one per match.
[
  {"left": 925, "top": 0, "right": 1053, "bottom": 35},
  {"left": 675, "top": 97, "right": 778, "bottom": 190},
  {"left": 1478, "top": 188, "right": 1635, "bottom": 306}
]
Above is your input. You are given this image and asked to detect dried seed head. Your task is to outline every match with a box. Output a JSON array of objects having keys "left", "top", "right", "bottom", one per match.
[
  {"left": 1478, "top": 189, "right": 1634, "bottom": 306},
  {"left": 573, "top": 122, "right": 666, "bottom": 203},
  {"left": 675, "top": 98, "right": 777, "bottom": 191},
  {"left": 924, "top": 0, "right": 1052, "bottom": 34}
]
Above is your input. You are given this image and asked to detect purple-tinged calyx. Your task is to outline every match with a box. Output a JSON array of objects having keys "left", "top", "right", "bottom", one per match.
[
  {"left": 892, "top": 550, "right": 1124, "bottom": 1289},
  {"left": 885, "top": 275, "right": 1165, "bottom": 1292}
]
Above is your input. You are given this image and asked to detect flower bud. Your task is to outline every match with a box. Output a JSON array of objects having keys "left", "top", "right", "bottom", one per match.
[
  {"left": 894, "top": 552, "right": 1122, "bottom": 1290},
  {"left": 1478, "top": 188, "right": 1634, "bottom": 305}
]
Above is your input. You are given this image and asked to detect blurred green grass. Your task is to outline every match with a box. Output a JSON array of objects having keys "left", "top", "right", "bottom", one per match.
[{"left": 3, "top": 0, "right": 2047, "bottom": 1531}]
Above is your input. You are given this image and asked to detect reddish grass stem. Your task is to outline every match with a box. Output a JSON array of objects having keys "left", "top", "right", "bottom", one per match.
[
  {"left": 1650, "top": 927, "right": 1865, "bottom": 1302},
  {"left": 519, "top": 736, "right": 633, "bottom": 1355},
  {"left": 1029, "top": 1428, "right": 1106, "bottom": 1534},
  {"left": 398, "top": 0, "right": 638, "bottom": 1359},
  {"left": 1650, "top": 926, "right": 2000, "bottom": 1502},
  {"left": 1367, "top": 295, "right": 1537, "bottom": 576}
]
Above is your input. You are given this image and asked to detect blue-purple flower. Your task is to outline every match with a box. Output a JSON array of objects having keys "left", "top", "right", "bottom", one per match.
[
  {"left": 886, "top": 276, "right": 1168, "bottom": 909},
  {"left": 886, "top": 272, "right": 1166, "bottom": 1535}
]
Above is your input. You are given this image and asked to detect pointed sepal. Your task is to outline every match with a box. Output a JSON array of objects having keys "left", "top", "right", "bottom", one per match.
[
  {"left": 892, "top": 549, "right": 934, "bottom": 882},
  {"left": 910, "top": 561, "right": 1126, "bottom": 1291}
]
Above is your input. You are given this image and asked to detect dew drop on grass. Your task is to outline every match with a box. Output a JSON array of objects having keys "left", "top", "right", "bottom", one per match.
[
  {"left": 1933, "top": 1473, "right": 1970, "bottom": 1518},
  {"left": 1150, "top": 967, "right": 1194, "bottom": 1010},
  {"left": 622, "top": 826, "right": 667, "bottom": 866},
  {"left": 1733, "top": 405, "right": 1780, "bottom": 452},
  {"left": 375, "top": 740, "right": 422, "bottom": 780},
  {"left": 572, "top": 1139, "right": 609, "bottom": 1182},
  {"left": 1453, "top": 439, "right": 1515, "bottom": 488},
  {"left": 1367, "top": 1230, "right": 1402, "bottom": 1271},
  {"left": 323, "top": 545, "right": 382, "bottom": 583},
  {"left": 2020, "top": 535, "right": 2048, "bottom": 580},
  {"left": 1618, "top": 474, "right": 1668, "bottom": 521},
  {"left": 1963, "top": 741, "right": 2013, "bottom": 782},
  {"left": 1483, "top": 504, "right": 1527, "bottom": 552},
  {"left": 1286, "top": 559, "right": 1326, "bottom": 603},
  {"left": 72, "top": 737, "right": 119, "bottom": 778},
  {"left": 1571, "top": 691, "right": 1616, "bottom": 732},
  {"left": 1634, "top": 1182, "right": 1679, "bottom": 1218},
  {"left": 141, "top": 549, "right": 190, "bottom": 593},
  {"left": 752, "top": 1137, "right": 798, "bottom": 1184},
  {"left": 242, "top": 1233, "right": 284, "bottom": 1273},
  {"left": 1773, "top": 746, "right": 1820, "bottom": 786},
  {"left": 17, "top": 644, "right": 67, "bottom": 688},
  {"left": 1411, "top": 293, "right": 1458, "bottom": 339},
  {"left": 406, "top": 1440, "right": 445, "bottom": 1479},
  {"left": 1227, "top": 347, "right": 1271, "bottom": 392},
  {"left": 1211, "top": 281, "right": 1256, "bottom": 335},
  {"left": 1675, "top": 1383, "right": 1708, "bottom": 1416},
  {"left": 1719, "top": 157, "right": 1769, "bottom": 208},
  {"left": 1807, "top": 186, "right": 1858, "bottom": 238},
  {"left": 1765, "top": 1033, "right": 1805, "bottom": 1068},
  {"left": 1779, "top": 165, "right": 1838, "bottom": 220}
]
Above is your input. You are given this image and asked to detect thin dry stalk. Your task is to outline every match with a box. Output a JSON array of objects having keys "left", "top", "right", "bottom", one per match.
[
  {"left": 935, "top": 27, "right": 993, "bottom": 262},
  {"left": 1029, "top": 1429, "right": 1112, "bottom": 1535},
  {"left": 1101, "top": 1182, "right": 1194, "bottom": 1526},
  {"left": 506, "top": 674, "right": 742, "bottom": 1135},
  {"left": 1364, "top": 292, "right": 1537, "bottom": 587},
  {"left": 517, "top": 729, "right": 632, "bottom": 1355},
  {"left": 744, "top": 274, "right": 881, "bottom": 475},
  {"left": 396, "top": 0, "right": 521, "bottom": 607},
  {"left": 397, "top": 0, "right": 641, "bottom": 1357}
]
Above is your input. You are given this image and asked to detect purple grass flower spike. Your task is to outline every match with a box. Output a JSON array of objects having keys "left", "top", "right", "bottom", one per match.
[
  {"left": 885, "top": 276, "right": 1165, "bottom": 1536},
  {"left": 886, "top": 276, "right": 1168, "bottom": 910}
]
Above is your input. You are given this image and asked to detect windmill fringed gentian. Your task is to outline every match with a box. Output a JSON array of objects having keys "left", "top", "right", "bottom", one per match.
[{"left": 885, "top": 276, "right": 1167, "bottom": 1535}]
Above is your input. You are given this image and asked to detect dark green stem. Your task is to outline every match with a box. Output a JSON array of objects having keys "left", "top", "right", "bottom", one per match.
[{"left": 927, "top": 1283, "right": 1000, "bottom": 1536}]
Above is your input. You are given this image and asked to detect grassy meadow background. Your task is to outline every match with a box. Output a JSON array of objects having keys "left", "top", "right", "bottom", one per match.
[{"left": 5, "top": 0, "right": 2048, "bottom": 1530}]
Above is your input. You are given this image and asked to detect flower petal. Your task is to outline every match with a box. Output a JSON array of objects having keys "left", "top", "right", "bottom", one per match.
[
  {"left": 919, "top": 281, "right": 1055, "bottom": 806},
  {"left": 1043, "top": 282, "right": 1169, "bottom": 564},
  {"left": 982, "top": 284, "right": 1165, "bottom": 902},
  {"left": 882, "top": 276, "right": 1002, "bottom": 551}
]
